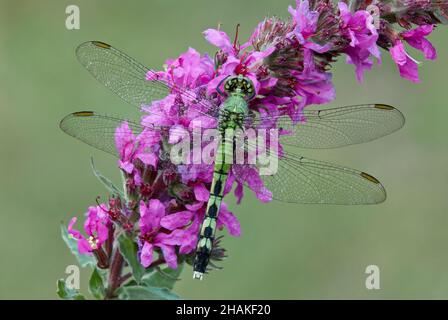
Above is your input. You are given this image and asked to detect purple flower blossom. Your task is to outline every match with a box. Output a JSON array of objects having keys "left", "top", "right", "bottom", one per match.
[
  {"left": 68, "top": 205, "right": 110, "bottom": 254},
  {"left": 390, "top": 41, "right": 420, "bottom": 83},
  {"left": 115, "top": 122, "right": 160, "bottom": 184},
  {"left": 401, "top": 25, "right": 437, "bottom": 60},
  {"left": 389, "top": 25, "right": 437, "bottom": 83},
  {"left": 288, "top": 0, "right": 332, "bottom": 53},
  {"left": 138, "top": 196, "right": 240, "bottom": 269},
  {"left": 203, "top": 29, "right": 235, "bottom": 55},
  {"left": 147, "top": 47, "right": 215, "bottom": 89},
  {"left": 338, "top": 2, "right": 381, "bottom": 82},
  {"left": 138, "top": 199, "right": 185, "bottom": 268},
  {"left": 288, "top": 49, "right": 335, "bottom": 120},
  {"left": 203, "top": 28, "right": 276, "bottom": 96}
]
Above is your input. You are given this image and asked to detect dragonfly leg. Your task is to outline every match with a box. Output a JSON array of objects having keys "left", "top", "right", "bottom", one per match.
[{"left": 216, "top": 75, "right": 230, "bottom": 97}]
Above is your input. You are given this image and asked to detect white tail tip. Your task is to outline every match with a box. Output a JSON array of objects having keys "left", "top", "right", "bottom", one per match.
[{"left": 193, "top": 271, "right": 204, "bottom": 280}]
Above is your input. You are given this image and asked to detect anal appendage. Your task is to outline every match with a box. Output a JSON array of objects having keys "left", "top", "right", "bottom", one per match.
[{"left": 193, "top": 271, "right": 204, "bottom": 280}]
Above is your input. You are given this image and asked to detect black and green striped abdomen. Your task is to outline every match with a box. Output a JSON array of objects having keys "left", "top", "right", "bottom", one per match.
[
  {"left": 192, "top": 90, "right": 249, "bottom": 280},
  {"left": 193, "top": 125, "right": 235, "bottom": 279}
]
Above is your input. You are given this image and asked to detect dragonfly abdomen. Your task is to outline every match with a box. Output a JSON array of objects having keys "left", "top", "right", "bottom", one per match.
[{"left": 192, "top": 125, "right": 236, "bottom": 280}]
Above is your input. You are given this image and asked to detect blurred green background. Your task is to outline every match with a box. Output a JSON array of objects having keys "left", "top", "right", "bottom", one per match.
[{"left": 0, "top": 0, "right": 447, "bottom": 299}]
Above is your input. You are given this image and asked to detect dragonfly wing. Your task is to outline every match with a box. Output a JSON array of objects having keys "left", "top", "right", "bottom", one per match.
[
  {"left": 253, "top": 104, "right": 405, "bottom": 149},
  {"left": 76, "top": 41, "right": 171, "bottom": 109},
  {"left": 59, "top": 111, "right": 145, "bottom": 157},
  {"left": 76, "top": 41, "right": 220, "bottom": 119},
  {"left": 234, "top": 147, "right": 386, "bottom": 204}
]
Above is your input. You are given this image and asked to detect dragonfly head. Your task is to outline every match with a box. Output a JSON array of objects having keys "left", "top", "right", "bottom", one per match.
[{"left": 220, "top": 75, "right": 255, "bottom": 100}]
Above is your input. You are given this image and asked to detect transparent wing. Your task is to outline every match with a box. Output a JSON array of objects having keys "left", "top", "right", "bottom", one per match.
[
  {"left": 59, "top": 111, "right": 146, "bottom": 157},
  {"left": 234, "top": 147, "right": 386, "bottom": 204},
  {"left": 60, "top": 111, "right": 204, "bottom": 158},
  {"left": 61, "top": 111, "right": 387, "bottom": 205},
  {"left": 76, "top": 41, "right": 219, "bottom": 118},
  {"left": 252, "top": 104, "right": 405, "bottom": 149}
]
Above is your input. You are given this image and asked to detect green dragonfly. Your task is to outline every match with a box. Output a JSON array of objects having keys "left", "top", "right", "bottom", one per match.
[{"left": 60, "top": 41, "right": 405, "bottom": 280}]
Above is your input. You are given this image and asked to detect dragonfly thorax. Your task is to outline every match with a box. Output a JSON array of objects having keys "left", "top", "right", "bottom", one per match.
[{"left": 219, "top": 95, "right": 248, "bottom": 131}]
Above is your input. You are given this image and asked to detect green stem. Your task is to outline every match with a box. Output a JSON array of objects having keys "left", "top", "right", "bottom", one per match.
[{"left": 120, "top": 170, "right": 130, "bottom": 204}]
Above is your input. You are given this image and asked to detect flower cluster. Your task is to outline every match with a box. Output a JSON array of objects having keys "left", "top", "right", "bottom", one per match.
[{"left": 65, "top": 0, "right": 446, "bottom": 295}]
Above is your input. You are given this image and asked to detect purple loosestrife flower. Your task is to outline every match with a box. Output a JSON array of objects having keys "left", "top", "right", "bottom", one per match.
[
  {"left": 389, "top": 24, "right": 437, "bottom": 82},
  {"left": 143, "top": 48, "right": 218, "bottom": 142},
  {"left": 68, "top": 205, "right": 110, "bottom": 254},
  {"left": 287, "top": 49, "right": 336, "bottom": 121},
  {"left": 338, "top": 2, "right": 381, "bottom": 82},
  {"left": 288, "top": 0, "right": 333, "bottom": 53},
  {"left": 138, "top": 199, "right": 184, "bottom": 269},
  {"left": 203, "top": 28, "right": 276, "bottom": 95},
  {"left": 401, "top": 25, "right": 437, "bottom": 60},
  {"left": 138, "top": 197, "right": 241, "bottom": 269},
  {"left": 115, "top": 122, "right": 160, "bottom": 185},
  {"left": 151, "top": 47, "right": 215, "bottom": 89},
  {"left": 166, "top": 200, "right": 241, "bottom": 252}
]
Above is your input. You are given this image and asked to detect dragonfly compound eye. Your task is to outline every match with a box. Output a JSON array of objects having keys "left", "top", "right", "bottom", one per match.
[{"left": 224, "top": 76, "right": 256, "bottom": 100}]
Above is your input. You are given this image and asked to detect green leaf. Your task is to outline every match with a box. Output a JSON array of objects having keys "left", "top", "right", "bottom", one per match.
[
  {"left": 60, "top": 223, "right": 96, "bottom": 268},
  {"left": 124, "top": 279, "right": 138, "bottom": 287},
  {"left": 118, "top": 286, "right": 180, "bottom": 300},
  {"left": 117, "top": 234, "right": 145, "bottom": 283},
  {"left": 89, "top": 268, "right": 105, "bottom": 299},
  {"left": 90, "top": 157, "right": 125, "bottom": 198},
  {"left": 56, "top": 279, "right": 85, "bottom": 300},
  {"left": 143, "top": 263, "right": 184, "bottom": 290}
]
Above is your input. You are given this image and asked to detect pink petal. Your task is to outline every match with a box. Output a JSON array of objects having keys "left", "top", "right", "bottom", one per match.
[
  {"left": 140, "top": 242, "right": 154, "bottom": 268},
  {"left": 218, "top": 203, "right": 241, "bottom": 237},
  {"left": 203, "top": 29, "right": 234, "bottom": 55},
  {"left": 137, "top": 129, "right": 161, "bottom": 146},
  {"left": 194, "top": 183, "right": 210, "bottom": 202},
  {"left": 168, "top": 125, "right": 188, "bottom": 144},
  {"left": 148, "top": 199, "right": 166, "bottom": 218},
  {"left": 185, "top": 201, "right": 204, "bottom": 211},
  {"left": 390, "top": 41, "right": 407, "bottom": 66},
  {"left": 119, "top": 160, "right": 134, "bottom": 174},
  {"left": 158, "top": 244, "right": 178, "bottom": 269},
  {"left": 137, "top": 153, "right": 158, "bottom": 168},
  {"left": 245, "top": 47, "right": 275, "bottom": 67},
  {"left": 84, "top": 206, "right": 99, "bottom": 236},
  {"left": 304, "top": 41, "right": 332, "bottom": 54},
  {"left": 188, "top": 116, "right": 218, "bottom": 130},
  {"left": 390, "top": 41, "right": 420, "bottom": 83},
  {"left": 139, "top": 199, "right": 166, "bottom": 234},
  {"left": 78, "top": 238, "right": 93, "bottom": 255},
  {"left": 115, "top": 122, "right": 135, "bottom": 156},
  {"left": 206, "top": 75, "right": 227, "bottom": 96},
  {"left": 234, "top": 182, "right": 244, "bottom": 204},
  {"left": 67, "top": 217, "right": 82, "bottom": 240},
  {"left": 96, "top": 222, "right": 109, "bottom": 245},
  {"left": 141, "top": 114, "right": 174, "bottom": 127},
  {"left": 176, "top": 217, "right": 201, "bottom": 254},
  {"left": 160, "top": 210, "right": 194, "bottom": 230},
  {"left": 402, "top": 25, "right": 437, "bottom": 60}
]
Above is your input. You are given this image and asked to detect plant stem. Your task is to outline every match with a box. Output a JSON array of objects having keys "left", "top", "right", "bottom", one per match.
[
  {"left": 118, "top": 272, "right": 132, "bottom": 286},
  {"left": 105, "top": 249, "right": 124, "bottom": 299}
]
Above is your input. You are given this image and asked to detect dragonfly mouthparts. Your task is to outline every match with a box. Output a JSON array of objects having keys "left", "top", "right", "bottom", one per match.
[{"left": 193, "top": 271, "right": 204, "bottom": 280}]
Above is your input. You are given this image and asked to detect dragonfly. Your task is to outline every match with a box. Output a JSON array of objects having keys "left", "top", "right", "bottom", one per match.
[{"left": 60, "top": 41, "right": 405, "bottom": 280}]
